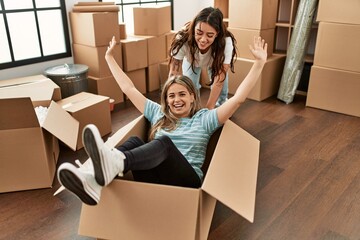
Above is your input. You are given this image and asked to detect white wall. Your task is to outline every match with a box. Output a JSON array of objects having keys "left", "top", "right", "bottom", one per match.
[{"left": 0, "top": 0, "right": 212, "bottom": 80}]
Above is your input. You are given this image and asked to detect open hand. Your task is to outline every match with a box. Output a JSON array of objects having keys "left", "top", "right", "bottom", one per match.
[
  {"left": 249, "top": 36, "right": 267, "bottom": 62},
  {"left": 105, "top": 36, "right": 117, "bottom": 57}
]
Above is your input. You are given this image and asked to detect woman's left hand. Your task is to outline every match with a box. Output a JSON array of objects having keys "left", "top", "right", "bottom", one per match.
[{"left": 249, "top": 36, "right": 268, "bottom": 62}]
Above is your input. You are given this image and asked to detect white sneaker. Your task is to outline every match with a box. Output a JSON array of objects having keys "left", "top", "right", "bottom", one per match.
[
  {"left": 82, "top": 124, "right": 125, "bottom": 187},
  {"left": 57, "top": 162, "right": 101, "bottom": 205}
]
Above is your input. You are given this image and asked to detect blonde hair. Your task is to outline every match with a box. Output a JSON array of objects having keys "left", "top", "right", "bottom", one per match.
[{"left": 148, "top": 75, "right": 201, "bottom": 140}]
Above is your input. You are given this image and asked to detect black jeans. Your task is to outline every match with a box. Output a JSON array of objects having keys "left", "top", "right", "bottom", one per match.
[{"left": 116, "top": 135, "right": 202, "bottom": 188}]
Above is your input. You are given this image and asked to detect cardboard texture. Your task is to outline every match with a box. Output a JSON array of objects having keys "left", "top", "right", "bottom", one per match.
[
  {"left": 88, "top": 75, "right": 124, "bottom": 104},
  {"left": 69, "top": 12, "right": 120, "bottom": 47},
  {"left": 147, "top": 63, "right": 161, "bottom": 92},
  {"left": 133, "top": 5, "right": 171, "bottom": 36},
  {"left": 124, "top": 69, "right": 147, "bottom": 95},
  {"left": 316, "top": 0, "right": 360, "bottom": 25},
  {"left": 306, "top": 65, "right": 360, "bottom": 117},
  {"left": 121, "top": 37, "right": 148, "bottom": 72},
  {"left": 314, "top": 22, "right": 360, "bottom": 73},
  {"left": 73, "top": 43, "right": 123, "bottom": 78},
  {"left": 228, "top": 27, "right": 275, "bottom": 59},
  {"left": 229, "top": 54, "right": 286, "bottom": 101},
  {"left": 165, "top": 31, "right": 176, "bottom": 59},
  {"left": 78, "top": 115, "right": 260, "bottom": 240},
  {"left": 56, "top": 92, "right": 112, "bottom": 149},
  {"left": 228, "top": 0, "right": 278, "bottom": 30},
  {"left": 72, "top": 5, "right": 120, "bottom": 12},
  {"left": 119, "top": 22, "right": 127, "bottom": 40},
  {"left": 133, "top": 35, "right": 167, "bottom": 65},
  {"left": 159, "top": 61, "right": 170, "bottom": 87}
]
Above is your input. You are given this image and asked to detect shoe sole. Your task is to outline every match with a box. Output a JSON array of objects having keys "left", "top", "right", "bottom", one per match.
[
  {"left": 83, "top": 124, "right": 106, "bottom": 186},
  {"left": 58, "top": 164, "right": 98, "bottom": 206}
]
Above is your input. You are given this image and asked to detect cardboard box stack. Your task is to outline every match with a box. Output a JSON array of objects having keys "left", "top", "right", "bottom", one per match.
[
  {"left": 226, "top": 0, "right": 286, "bottom": 101},
  {"left": 0, "top": 75, "right": 113, "bottom": 193},
  {"left": 306, "top": 0, "right": 360, "bottom": 117},
  {"left": 77, "top": 115, "right": 260, "bottom": 240},
  {"left": 130, "top": 4, "right": 172, "bottom": 92},
  {"left": 70, "top": 2, "right": 124, "bottom": 104}
]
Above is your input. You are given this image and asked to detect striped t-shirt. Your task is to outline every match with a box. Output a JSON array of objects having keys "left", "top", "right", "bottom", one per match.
[{"left": 144, "top": 99, "right": 221, "bottom": 180}]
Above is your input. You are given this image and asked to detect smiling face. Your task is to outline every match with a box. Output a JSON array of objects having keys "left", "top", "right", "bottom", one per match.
[
  {"left": 194, "top": 22, "right": 218, "bottom": 53},
  {"left": 166, "top": 83, "right": 195, "bottom": 118}
]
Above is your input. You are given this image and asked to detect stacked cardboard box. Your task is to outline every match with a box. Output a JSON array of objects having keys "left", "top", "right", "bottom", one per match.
[
  {"left": 306, "top": 0, "right": 360, "bottom": 117},
  {"left": 70, "top": 2, "right": 124, "bottom": 104},
  {"left": 0, "top": 75, "right": 111, "bottom": 192},
  {"left": 227, "top": 0, "right": 286, "bottom": 101},
  {"left": 130, "top": 4, "right": 172, "bottom": 92}
]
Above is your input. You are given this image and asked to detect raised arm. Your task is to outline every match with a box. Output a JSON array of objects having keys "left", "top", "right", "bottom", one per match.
[
  {"left": 105, "top": 36, "right": 147, "bottom": 114},
  {"left": 216, "top": 36, "right": 268, "bottom": 124},
  {"left": 168, "top": 58, "right": 183, "bottom": 78},
  {"left": 205, "top": 64, "right": 229, "bottom": 109}
]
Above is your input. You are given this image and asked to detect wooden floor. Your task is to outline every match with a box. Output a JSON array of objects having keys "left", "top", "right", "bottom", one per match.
[{"left": 1, "top": 89, "right": 360, "bottom": 240}]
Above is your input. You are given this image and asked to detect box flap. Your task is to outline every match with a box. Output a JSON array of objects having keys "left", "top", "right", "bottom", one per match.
[
  {"left": 0, "top": 85, "right": 54, "bottom": 107},
  {"left": 57, "top": 92, "right": 109, "bottom": 113},
  {"left": 0, "top": 98, "right": 39, "bottom": 130},
  {"left": 196, "top": 191, "right": 217, "bottom": 240},
  {"left": 42, "top": 101, "right": 79, "bottom": 151},
  {"left": 79, "top": 180, "right": 199, "bottom": 240},
  {"left": 202, "top": 120, "right": 260, "bottom": 223}
]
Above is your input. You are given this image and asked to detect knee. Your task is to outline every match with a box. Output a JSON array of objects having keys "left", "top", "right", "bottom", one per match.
[{"left": 128, "top": 136, "right": 144, "bottom": 145}]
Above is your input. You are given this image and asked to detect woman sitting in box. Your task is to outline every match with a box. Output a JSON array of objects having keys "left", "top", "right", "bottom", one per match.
[{"left": 57, "top": 35, "right": 267, "bottom": 205}]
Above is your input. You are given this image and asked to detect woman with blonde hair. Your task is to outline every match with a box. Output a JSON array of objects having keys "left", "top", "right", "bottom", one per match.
[{"left": 57, "top": 36, "right": 267, "bottom": 206}]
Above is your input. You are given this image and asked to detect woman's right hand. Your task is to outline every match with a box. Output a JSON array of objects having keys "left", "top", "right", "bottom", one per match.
[{"left": 105, "top": 36, "right": 117, "bottom": 58}]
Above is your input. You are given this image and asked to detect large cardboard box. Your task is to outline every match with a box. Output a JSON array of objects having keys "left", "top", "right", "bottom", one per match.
[
  {"left": 133, "top": 5, "right": 171, "bottom": 36},
  {"left": 0, "top": 75, "right": 79, "bottom": 193},
  {"left": 73, "top": 43, "right": 123, "bottom": 78},
  {"left": 133, "top": 35, "right": 167, "bottom": 65},
  {"left": 314, "top": 22, "right": 360, "bottom": 73},
  {"left": 78, "top": 115, "right": 260, "bottom": 240},
  {"left": 228, "top": 27, "right": 274, "bottom": 59},
  {"left": 159, "top": 61, "right": 170, "bottom": 88},
  {"left": 147, "top": 63, "right": 161, "bottom": 92},
  {"left": 125, "top": 68, "right": 147, "bottom": 95},
  {"left": 229, "top": 54, "right": 286, "bottom": 101},
  {"left": 56, "top": 92, "right": 112, "bottom": 149},
  {"left": 88, "top": 75, "right": 124, "bottom": 104},
  {"left": 229, "top": 0, "right": 278, "bottom": 30},
  {"left": 316, "top": 0, "right": 360, "bottom": 25},
  {"left": 121, "top": 37, "right": 148, "bottom": 72},
  {"left": 69, "top": 11, "right": 120, "bottom": 47},
  {"left": 306, "top": 65, "right": 360, "bottom": 117}
]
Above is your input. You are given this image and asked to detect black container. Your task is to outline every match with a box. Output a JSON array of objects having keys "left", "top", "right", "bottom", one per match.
[{"left": 44, "top": 64, "right": 89, "bottom": 98}]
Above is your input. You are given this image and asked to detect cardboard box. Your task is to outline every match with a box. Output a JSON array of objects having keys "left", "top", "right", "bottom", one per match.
[
  {"left": 133, "top": 35, "right": 167, "bottom": 65},
  {"left": 229, "top": 0, "right": 278, "bottom": 30},
  {"left": 119, "top": 22, "right": 127, "bottom": 40},
  {"left": 73, "top": 43, "right": 123, "bottom": 78},
  {"left": 316, "top": 0, "right": 360, "bottom": 25},
  {"left": 56, "top": 92, "right": 112, "bottom": 149},
  {"left": 121, "top": 37, "right": 148, "bottom": 72},
  {"left": 313, "top": 22, "right": 360, "bottom": 73},
  {"left": 306, "top": 65, "right": 360, "bottom": 117},
  {"left": 228, "top": 27, "right": 274, "bottom": 59},
  {"left": 147, "top": 63, "right": 161, "bottom": 92},
  {"left": 125, "top": 68, "right": 147, "bottom": 95},
  {"left": 159, "top": 61, "right": 170, "bottom": 88},
  {"left": 78, "top": 115, "right": 260, "bottom": 240},
  {"left": 165, "top": 30, "right": 176, "bottom": 58},
  {"left": 69, "top": 12, "right": 120, "bottom": 47},
  {"left": 88, "top": 75, "right": 124, "bottom": 104},
  {"left": 133, "top": 5, "right": 171, "bottom": 36},
  {"left": 229, "top": 54, "right": 286, "bottom": 101},
  {"left": 0, "top": 75, "right": 79, "bottom": 193}
]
